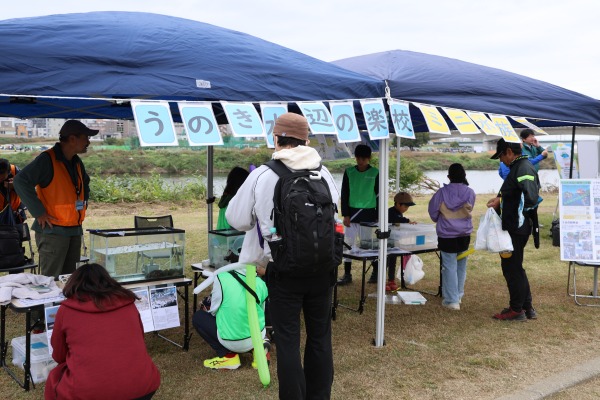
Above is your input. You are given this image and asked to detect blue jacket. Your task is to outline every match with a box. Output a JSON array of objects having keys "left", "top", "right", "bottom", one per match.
[
  {"left": 521, "top": 143, "right": 547, "bottom": 171},
  {"left": 428, "top": 183, "right": 476, "bottom": 238}
]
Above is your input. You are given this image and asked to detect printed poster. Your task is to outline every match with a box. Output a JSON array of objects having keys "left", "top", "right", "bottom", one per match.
[
  {"left": 149, "top": 286, "right": 180, "bottom": 330},
  {"left": 558, "top": 179, "right": 598, "bottom": 261},
  {"left": 45, "top": 305, "right": 60, "bottom": 356},
  {"left": 552, "top": 143, "right": 579, "bottom": 179},
  {"left": 133, "top": 288, "right": 155, "bottom": 333}
]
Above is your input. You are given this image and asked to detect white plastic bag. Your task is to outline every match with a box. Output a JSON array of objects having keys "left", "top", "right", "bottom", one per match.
[
  {"left": 474, "top": 209, "right": 492, "bottom": 250},
  {"left": 402, "top": 255, "right": 425, "bottom": 285},
  {"left": 475, "top": 208, "right": 514, "bottom": 253}
]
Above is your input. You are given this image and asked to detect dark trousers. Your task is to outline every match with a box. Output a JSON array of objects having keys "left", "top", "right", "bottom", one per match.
[
  {"left": 268, "top": 270, "right": 334, "bottom": 400},
  {"left": 387, "top": 256, "right": 397, "bottom": 280},
  {"left": 501, "top": 233, "right": 533, "bottom": 312},
  {"left": 192, "top": 310, "right": 229, "bottom": 357}
]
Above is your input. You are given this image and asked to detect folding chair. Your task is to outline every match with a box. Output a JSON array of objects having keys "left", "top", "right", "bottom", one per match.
[
  {"left": 0, "top": 222, "right": 38, "bottom": 275},
  {"left": 567, "top": 261, "right": 600, "bottom": 307},
  {"left": 134, "top": 215, "right": 174, "bottom": 229},
  {"left": 133, "top": 215, "right": 176, "bottom": 273}
]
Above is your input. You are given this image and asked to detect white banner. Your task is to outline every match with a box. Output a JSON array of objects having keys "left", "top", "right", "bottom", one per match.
[
  {"left": 298, "top": 101, "right": 337, "bottom": 135},
  {"left": 330, "top": 100, "right": 361, "bottom": 143},
  {"left": 221, "top": 101, "right": 265, "bottom": 137},
  {"left": 131, "top": 100, "right": 178, "bottom": 147},
  {"left": 177, "top": 102, "right": 222, "bottom": 146},
  {"left": 260, "top": 102, "right": 288, "bottom": 148},
  {"left": 389, "top": 100, "right": 415, "bottom": 139},
  {"left": 360, "top": 98, "right": 390, "bottom": 140}
]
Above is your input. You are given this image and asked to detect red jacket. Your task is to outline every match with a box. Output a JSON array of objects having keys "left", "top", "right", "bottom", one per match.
[{"left": 45, "top": 296, "right": 160, "bottom": 400}]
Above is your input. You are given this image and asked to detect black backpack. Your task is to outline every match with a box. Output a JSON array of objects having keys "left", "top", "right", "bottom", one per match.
[
  {"left": 266, "top": 159, "right": 343, "bottom": 277},
  {"left": 0, "top": 224, "right": 25, "bottom": 270}
]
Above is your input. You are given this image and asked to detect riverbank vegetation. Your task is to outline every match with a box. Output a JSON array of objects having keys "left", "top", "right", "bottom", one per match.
[
  {"left": 5, "top": 146, "right": 555, "bottom": 175},
  {"left": 5, "top": 146, "right": 555, "bottom": 203}
]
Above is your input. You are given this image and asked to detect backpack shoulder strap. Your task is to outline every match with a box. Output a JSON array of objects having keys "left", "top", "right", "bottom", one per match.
[
  {"left": 266, "top": 159, "right": 322, "bottom": 177},
  {"left": 265, "top": 159, "right": 291, "bottom": 178},
  {"left": 228, "top": 271, "right": 260, "bottom": 305}
]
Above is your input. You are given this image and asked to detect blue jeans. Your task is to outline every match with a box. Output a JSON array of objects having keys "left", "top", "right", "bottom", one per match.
[{"left": 441, "top": 251, "right": 467, "bottom": 305}]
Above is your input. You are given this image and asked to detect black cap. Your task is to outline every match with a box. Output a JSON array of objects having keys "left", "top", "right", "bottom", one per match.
[
  {"left": 490, "top": 139, "right": 521, "bottom": 159},
  {"left": 59, "top": 120, "right": 99, "bottom": 138}
]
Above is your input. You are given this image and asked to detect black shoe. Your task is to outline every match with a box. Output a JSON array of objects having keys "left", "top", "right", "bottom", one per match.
[
  {"left": 493, "top": 308, "right": 527, "bottom": 322},
  {"left": 337, "top": 274, "right": 353, "bottom": 285},
  {"left": 367, "top": 273, "right": 377, "bottom": 284},
  {"left": 525, "top": 307, "right": 537, "bottom": 320}
]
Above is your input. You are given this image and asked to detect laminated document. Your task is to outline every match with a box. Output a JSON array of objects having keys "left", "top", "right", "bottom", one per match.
[{"left": 396, "top": 291, "right": 427, "bottom": 305}]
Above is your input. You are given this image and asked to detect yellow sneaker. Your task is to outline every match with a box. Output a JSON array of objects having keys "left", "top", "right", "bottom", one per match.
[
  {"left": 251, "top": 340, "right": 271, "bottom": 369},
  {"left": 204, "top": 354, "right": 241, "bottom": 370}
]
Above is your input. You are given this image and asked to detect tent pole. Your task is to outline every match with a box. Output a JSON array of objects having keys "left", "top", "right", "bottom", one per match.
[
  {"left": 569, "top": 126, "right": 576, "bottom": 179},
  {"left": 396, "top": 137, "right": 401, "bottom": 191},
  {"left": 207, "top": 146, "right": 214, "bottom": 230},
  {"left": 375, "top": 138, "right": 389, "bottom": 347}
]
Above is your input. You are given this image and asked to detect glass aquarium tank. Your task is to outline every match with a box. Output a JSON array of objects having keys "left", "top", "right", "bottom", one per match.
[
  {"left": 88, "top": 227, "right": 185, "bottom": 284},
  {"left": 208, "top": 229, "right": 245, "bottom": 268}
]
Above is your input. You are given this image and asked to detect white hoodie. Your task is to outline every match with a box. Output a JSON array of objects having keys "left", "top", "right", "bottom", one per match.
[{"left": 225, "top": 146, "right": 340, "bottom": 267}]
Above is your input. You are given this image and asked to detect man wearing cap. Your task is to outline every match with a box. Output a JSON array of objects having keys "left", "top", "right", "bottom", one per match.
[
  {"left": 226, "top": 113, "right": 339, "bottom": 399},
  {"left": 387, "top": 192, "right": 417, "bottom": 291},
  {"left": 14, "top": 120, "right": 97, "bottom": 279},
  {"left": 520, "top": 128, "right": 548, "bottom": 173},
  {"left": 487, "top": 138, "right": 540, "bottom": 321}
]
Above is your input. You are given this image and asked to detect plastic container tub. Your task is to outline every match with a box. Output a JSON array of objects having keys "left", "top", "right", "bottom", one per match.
[
  {"left": 11, "top": 333, "right": 58, "bottom": 383},
  {"left": 390, "top": 223, "right": 437, "bottom": 251}
]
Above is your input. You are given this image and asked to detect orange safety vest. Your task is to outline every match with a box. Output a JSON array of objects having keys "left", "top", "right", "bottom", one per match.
[
  {"left": 36, "top": 149, "right": 86, "bottom": 226},
  {"left": 1, "top": 164, "right": 21, "bottom": 211}
]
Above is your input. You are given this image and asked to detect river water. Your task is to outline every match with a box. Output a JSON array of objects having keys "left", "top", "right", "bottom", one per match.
[{"left": 170, "top": 169, "right": 559, "bottom": 196}]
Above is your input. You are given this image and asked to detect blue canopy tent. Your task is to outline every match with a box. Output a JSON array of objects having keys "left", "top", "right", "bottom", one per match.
[
  {"left": 0, "top": 10, "right": 384, "bottom": 237},
  {"left": 333, "top": 50, "right": 600, "bottom": 347},
  {"left": 333, "top": 50, "right": 600, "bottom": 129},
  {"left": 0, "top": 11, "right": 384, "bottom": 121}
]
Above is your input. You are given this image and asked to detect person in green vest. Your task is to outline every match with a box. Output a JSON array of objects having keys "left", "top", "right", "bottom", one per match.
[
  {"left": 337, "top": 144, "right": 379, "bottom": 285},
  {"left": 192, "top": 266, "right": 269, "bottom": 369},
  {"left": 217, "top": 167, "right": 249, "bottom": 230}
]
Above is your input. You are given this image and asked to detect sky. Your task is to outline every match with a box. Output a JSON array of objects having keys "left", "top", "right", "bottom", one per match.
[{"left": 3, "top": 1, "right": 600, "bottom": 99}]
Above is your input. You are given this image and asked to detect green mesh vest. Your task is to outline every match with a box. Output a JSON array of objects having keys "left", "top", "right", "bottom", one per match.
[{"left": 346, "top": 166, "right": 378, "bottom": 209}]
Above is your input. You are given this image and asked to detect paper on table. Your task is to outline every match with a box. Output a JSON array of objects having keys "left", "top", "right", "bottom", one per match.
[
  {"left": 396, "top": 291, "right": 427, "bottom": 304},
  {"left": 133, "top": 288, "right": 155, "bottom": 333}
]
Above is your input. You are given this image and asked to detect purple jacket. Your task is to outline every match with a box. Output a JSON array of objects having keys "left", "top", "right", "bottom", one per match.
[{"left": 428, "top": 183, "right": 476, "bottom": 238}]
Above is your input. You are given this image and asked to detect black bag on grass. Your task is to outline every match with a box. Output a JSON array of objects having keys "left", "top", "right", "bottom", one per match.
[
  {"left": 550, "top": 219, "right": 560, "bottom": 247},
  {"left": 0, "top": 224, "right": 25, "bottom": 270}
]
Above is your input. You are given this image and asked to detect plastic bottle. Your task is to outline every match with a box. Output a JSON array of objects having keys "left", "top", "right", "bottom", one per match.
[
  {"left": 335, "top": 220, "right": 344, "bottom": 234},
  {"left": 268, "top": 227, "right": 282, "bottom": 241}
]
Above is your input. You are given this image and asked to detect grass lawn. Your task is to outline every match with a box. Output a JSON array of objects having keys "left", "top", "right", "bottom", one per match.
[{"left": 2, "top": 192, "right": 600, "bottom": 400}]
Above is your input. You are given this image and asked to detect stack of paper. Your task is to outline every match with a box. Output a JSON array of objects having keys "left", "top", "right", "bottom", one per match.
[{"left": 396, "top": 291, "right": 427, "bottom": 305}]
